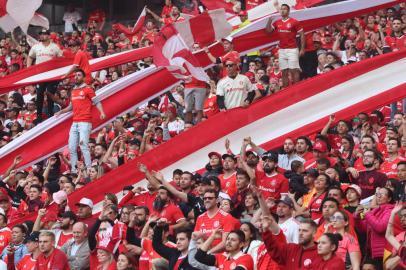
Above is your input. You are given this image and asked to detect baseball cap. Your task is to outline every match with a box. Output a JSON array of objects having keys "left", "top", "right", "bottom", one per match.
[
  {"left": 276, "top": 196, "right": 294, "bottom": 208},
  {"left": 208, "top": 152, "right": 222, "bottom": 159},
  {"left": 0, "top": 193, "right": 9, "bottom": 202},
  {"left": 25, "top": 231, "right": 40, "bottom": 243},
  {"left": 246, "top": 151, "right": 258, "bottom": 158},
  {"left": 52, "top": 190, "right": 67, "bottom": 205},
  {"left": 345, "top": 184, "right": 362, "bottom": 198},
  {"left": 75, "top": 197, "right": 94, "bottom": 209},
  {"left": 222, "top": 36, "right": 233, "bottom": 43},
  {"left": 222, "top": 153, "right": 237, "bottom": 161},
  {"left": 261, "top": 151, "right": 278, "bottom": 163},
  {"left": 39, "top": 29, "right": 50, "bottom": 35},
  {"left": 313, "top": 140, "right": 328, "bottom": 153}
]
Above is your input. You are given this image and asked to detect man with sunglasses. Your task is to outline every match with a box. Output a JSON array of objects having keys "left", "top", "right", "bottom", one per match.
[
  {"left": 194, "top": 189, "right": 239, "bottom": 254},
  {"left": 216, "top": 58, "right": 254, "bottom": 111}
]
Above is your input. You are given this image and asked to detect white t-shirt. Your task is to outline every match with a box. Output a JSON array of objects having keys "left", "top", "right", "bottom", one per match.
[
  {"left": 29, "top": 42, "right": 62, "bottom": 64},
  {"left": 0, "top": 260, "right": 6, "bottom": 270},
  {"left": 167, "top": 119, "right": 185, "bottom": 134},
  {"left": 63, "top": 11, "right": 81, "bottom": 33},
  {"left": 279, "top": 217, "right": 300, "bottom": 244},
  {"left": 216, "top": 74, "right": 253, "bottom": 109}
]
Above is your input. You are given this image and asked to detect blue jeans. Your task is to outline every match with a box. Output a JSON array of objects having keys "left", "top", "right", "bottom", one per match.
[{"left": 68, "top": 122, "right": 92, "bottom": 172}]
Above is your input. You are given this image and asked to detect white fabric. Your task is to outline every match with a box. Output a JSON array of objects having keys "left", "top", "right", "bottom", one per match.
[
  {"left": 28, "top": 42, "right": 62, "bottom": 64},
  {"left": 279, "top": 217, "right": 300, "bottom": 243},
  {"left": 1, "top": 0, "right": 43, "bottom": 33},
  {"left": 216, "top": 73, "right": 253, "bottom": 109},
  {"left": 63, "top": 11, "right": 81, "bottom": 33}
]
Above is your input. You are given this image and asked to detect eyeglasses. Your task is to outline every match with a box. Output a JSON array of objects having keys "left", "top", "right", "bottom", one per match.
[
  {"left": 203, "top": 197, "right": 216, "bottom": 201},
  {"left": 330, "top": 215, "right": 345, "bottom": 222},
  {"left": 225, "top": 64, "right": 235, "bottom": 68}
]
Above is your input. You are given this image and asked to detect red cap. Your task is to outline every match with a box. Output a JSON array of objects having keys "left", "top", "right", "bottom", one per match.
[
  {"left": 223, "top": 55, "right": 239, "bottom": 65},
  {"left": 208, "top": 152, "right": 222, "bottom": 159},
  {"left": 313, "top": 140, "right": 328, "bottom": 153}
]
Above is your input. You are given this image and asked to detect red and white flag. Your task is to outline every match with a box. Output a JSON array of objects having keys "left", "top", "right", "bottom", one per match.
[
  {"left": 131, "top": 6, "right": 146, "bottom": 33},
  {"left": 152, "top": 24, "right": 209, "bottom": 81},
  {"left": 0, "top": 0, "right": 45, "bottom": 33},
  {"left": 174, "top": 9, "right": 232, "bottom": 48}
]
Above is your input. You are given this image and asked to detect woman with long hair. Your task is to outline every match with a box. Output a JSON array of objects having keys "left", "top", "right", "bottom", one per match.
[
  {"left": 330, "top": 210, "right": 361, "bottom": 270},
  {"left": 116, "top": 252, "right": 137, "bottom": 270}
]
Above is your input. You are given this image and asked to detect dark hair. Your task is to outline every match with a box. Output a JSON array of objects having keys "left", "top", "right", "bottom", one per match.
[
  {"left": 118, "top": 252, "right": 138, "bottom": 270},
  {"left": 361, "top": 134, "right": 375, "bottom": 144},
  {"left": 104, "top": 193, "right": 118, "bottom": 205},
  {"left": 291, "top": 160, "right": 303, "bottom": 173},
  {"left": 341, "top": 134, "right": 355, "bottom": 159},
  {"left": 280, "top": 3, "right": 290, "bottom": 10},
  {"left": 95, "top": 143, "right": 107, "bottom": 151},
  {"left": 75, "top": 68, "right": 86, "bottom": 77},
  {"left": 236, "top": 169, "right": 250, "bottom": 180},
  {"left": 398, "top": 161, "right": 406, "bottom": 167},
  {"left": 12, "top": 224, "right": 28, "bottom": 235},
  {"left": 204, "top": 188, "right": 219, "bottom": 199},
  {"left": 30, "top": 184, "right": 42, "bottom": 193},
  {"left": 175, "top": 227, "right": 193, "bottom": 240},
  {"left": 297, "top": 136, "right": 313, "bottom": 151},
  {"left": 323, "top": 233, "right": 343, "bottom": 252},
  {"left": 371, "top": 110, "right": 384, "bottom": 123},
  {"left": 321, "top": 197, "right": 339, "bottom": 209},
  {"left": 173, "top": 169, "right": 183, "bottom": 176},
  {"left": 380, "top": 187, "right": 394, "bottom": 204},
  {"left": 327, "top": 186, "right": 344, "bottom": 200},
  {"left": 228, "top": 229, "right": 246, "bottom": 243},
  {"left": 317, "top": 173, "right": 331, "bottom": 187},
  {"left": 206, "top": 176, "right": 221, "bottom": 190},
  {"left": 181, "top": 171, "right": 194, "bottom": 181},
  {"left": 317, "top": 158, "right": 331, "bottom": 168},
  {"left": 134, "top": 205, "right": 150, "bottom": 216},
  {"left": 388, "top": 137, "right": 401, "bottom": 147},
  {"left": 241, "top": 222, "right": 258, "bottom": 241}
]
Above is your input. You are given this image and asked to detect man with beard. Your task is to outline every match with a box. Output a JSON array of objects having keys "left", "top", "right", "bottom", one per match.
[
  {"left": 218, "top": 154, "right": 238, "bottom": 197},
  {"left": 353, "top": 135, "right": 377, "bottom": 172},
  {"left": 195, "top": 229, "right": 254, "bottom": 270},
  {"left": 381, "top": 138, "right": 405, "bottom": 179},
  {"left": 128, "top": 206, "right": 149, "bottom": 237},
  {"left": 296, "top": 136, "right": 313, "bottom": 161},
  {"left": 352, "top": 149, "right": 387, "bottom": 199},
  {"left": 252, "top": 151, "right": 289, "bottom": 199},
  {"left": 194, "top": 189, "right": 238, "bottom": 254},
  {"left": 241, "top": 137, "right": 261, "bottom": 169},
  {"left": 33, "top": 209, "right": 76, "bottom": 248},
  {"left": 278, "top": 138, "right": 305, "bottom": 171},
  {"left": 55, "top": 69, "right": 106, "bottom": 173},
  {"left": 276, "top": 196, "right": 299, "bottom": 244},
  {"left": 27, "top": 29, "right": 63, "bottom": 121},
  {"left": 151, "top": 186, "right": 187, "bottom": 233}
]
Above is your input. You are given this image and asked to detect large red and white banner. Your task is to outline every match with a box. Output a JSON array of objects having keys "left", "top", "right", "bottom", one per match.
[
  {"left": 0, "top": 0, "right": 45, "bottom": 33},
  {"left": 0, "top": 0, "right": 400, "bottom": 93},
  {"left": 9, "top": 49, "right": 406, "bottom": 225}
]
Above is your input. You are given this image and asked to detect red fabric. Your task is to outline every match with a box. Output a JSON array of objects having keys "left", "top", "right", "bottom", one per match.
[
  {"left": 246, "top": 0, "right": 264, "bottom": 10},
  {"left": 35, "top": 248, "right": 70, "bottom": 270},
  {"left": 314, "top": 255, "right": 346, "bottom": 270},
  {"left": 256, "top": 243, "right": 280, "bottom": 270},
  {"left": 219, "top": 172, "right": 237, "bottom": 197},
  {"left": 0, "top": 228, "right": 11, "bottom": 254},
  {"left": 151, "top": 203, "right": 185, "bottom": 226},
  {"left": 272, "top": 18, "right": 303, "bottom": 49},
  {"left": 380, "top": 156, "right": 406, "bottom": 179},
  {"left": 194, "top": 209, "right": 236, "bottom": 247},
  {"left": 215, "top": 252, "right": 254, "bottom": 270},
  {"left": 71, "top": 86, "right": 96, "bottom": 122},
  {"left": 73, "top": 50, "right": 91, "bottom": 84},
  {"left": 16, "top": 254, "right": 36, "bottom": 270},
  {"left": 384, "top": 35, "right": 406, "bottom": 51},
  {"left": 200, "top": 0, "right": 235, "bottom": 14},
  {"left": 189, "top": 12, "right": 215, "bottom": 47},
  {"left": 255, "top": 171, "right": 288, "bottom": 199}
]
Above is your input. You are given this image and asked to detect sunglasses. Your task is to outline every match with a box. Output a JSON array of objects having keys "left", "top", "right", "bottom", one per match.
[
  {"left": 203, "top": 196, "right": 216, "bottom": 201},
  {"left": 330, "top": 215, "right": 345, "bottom": 222},
  {"left": 225, "top": 64, "right": 235, "bottom": 68}
]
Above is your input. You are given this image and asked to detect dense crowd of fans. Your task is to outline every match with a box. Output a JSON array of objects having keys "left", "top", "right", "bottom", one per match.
[{"left": 0, "top": 0, "right": 405, "bottom": 269}]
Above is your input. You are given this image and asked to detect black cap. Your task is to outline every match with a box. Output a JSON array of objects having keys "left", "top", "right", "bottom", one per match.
[
  {"left": 60, "top": 211, "right": 77, "bottom": 221},
  {"left": 25, "top": 231, "right": 40, "bottom": 243},
  {"left": 222, "top": 153, "right": 237, "bottom": 161},
  {"left": 261, "top": 151, "right": 278, "bottom": 163},
  {"left": 246, "top": 151, "right": 258, "bottom": 158},
  {"left": 39, "top": 29, "right": 50, "bottom": 35},
  {"left": 123, "top": 185, "right": 134, "bottom": 191},
  {"left": 128, "top": 139, "right": 141, "bottom": 146},
  {"left": 276, "top": 196, "right": 294, "bottom": 208}
]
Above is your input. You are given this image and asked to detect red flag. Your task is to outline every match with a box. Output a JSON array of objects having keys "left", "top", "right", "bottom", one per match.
[{"left": 132, "top": 6, "right": 146, "bottom": 33}]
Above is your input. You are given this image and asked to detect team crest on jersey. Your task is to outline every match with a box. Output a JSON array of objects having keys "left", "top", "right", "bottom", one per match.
[
  {"left": 304, "top": 259, "right": 312, "bottom": 266},
  {"left": 230, "top": 262, "right": 237, "bottom": 269},
  {"left": 287, "top": 23, "right": 291, "bottom": 28},
  {"left": 316, "top": 199, "right": 322, "bottom": 204},
  {"left": 368, "top": 177, "right": 375, "bottom": 184},
  {"left": 271, "top": 180, "right": 277, "bottom": 186},
  {"left": 214, "top": 220, "right": 220, "bottom": 228}
]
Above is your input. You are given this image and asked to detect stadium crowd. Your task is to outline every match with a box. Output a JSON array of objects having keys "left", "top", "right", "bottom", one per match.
[{"left": 0, "top": 0, "right": 405, "bottom": 269}]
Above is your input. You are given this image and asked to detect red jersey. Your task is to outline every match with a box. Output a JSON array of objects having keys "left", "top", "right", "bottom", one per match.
[
  {"left": 272, "top": 18, "right": 303, "bottom": 49},
  {"left": 35, "top": 248, "right": 70, "bottom": 270},
  {"left": 118, "top": 191, "right": 157, "bottom": 210},
  {"left": 256, "top": 243, "right": 280, "bottom": 270},
  {"left": 16, "top": 254, "right": 36, "bottom": 270},
  {"left": 73, "top": 50, "right": 91, "bottom": 84},
  {"left": 139, "top": 238, "right": 176, "bottom": 270},
  {"left": 314, "top": 254, "right": 345, "bottom": 270},
  {"left": 269, "top": 69, "right": 282, "bottom": 80},
  {"left": 151, "top": 203, "right": 185, "bottom": 226},
  {"left": 71, "top": 85, "right": 96, "bottom": 122},
  {"left": 56, "top": 231, "right": 73, "bottom": 248},
  {"left": 161, "top": 5, "right": 173, "bottom": 18},
  {"left": 308, "top": 192, "right": 326, "bottom": 221},
  {"left": 163, "top": 16, "right": 185, "bottom": 25},
  {"left": 327, "top": 134, "right": 343, "bottom": 150},
  {"left": 195, "top": 209, "right": 236, "bottom": 247},
  {"left": 219, "top": 172, "right": 237, "bottom": 197},
  {"left": 255, "top": 171, "right": 289, "bottom": 199},
  {"left": 21, "top": 111, "right": 37, "bottom": 128},
  {"left": 380, "top": 156, "right": 406, "bottom": 179},
  {"left": 203, "top": 94, "right": 219, "bottom": 118},
  {"left": 215, "top": 252, "right": 254, "bottom": 270},
  {"left": 385, "top": 35, "right": 406, "bottom": 51},
  {"left": 0, "top": 227, "right": 11, "bottom": 254}
]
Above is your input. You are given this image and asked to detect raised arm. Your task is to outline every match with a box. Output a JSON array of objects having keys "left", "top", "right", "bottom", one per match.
[
  {"left": 138, "top": 163, "right": 161, "bottom": 189},
  {"left": 154, "top": 171, "right": 188, "bottom": 202},
  {"left": 321, "top": 115, "right": 335, "bottom": 136}
]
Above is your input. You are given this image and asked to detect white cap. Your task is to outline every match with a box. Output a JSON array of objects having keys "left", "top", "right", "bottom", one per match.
[
  {"left": 75, "top": 197, "right": 94, "bottom": 209},
  {"left": 222, "top": 36, "right": 233, "bottom": 43}
]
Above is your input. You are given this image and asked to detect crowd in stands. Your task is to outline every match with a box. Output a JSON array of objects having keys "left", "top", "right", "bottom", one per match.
[{"left": 0, "top": 0, "right": 405, "bottom": 269}]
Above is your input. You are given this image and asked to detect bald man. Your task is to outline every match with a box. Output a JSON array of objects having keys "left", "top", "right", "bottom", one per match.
[{"left": 61, "top": 222, "right": 90, "bottom": 269}]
